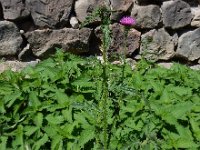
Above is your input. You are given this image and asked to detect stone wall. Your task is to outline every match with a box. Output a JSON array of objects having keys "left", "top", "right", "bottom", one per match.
[{"left": 0, "top": 0, "right": 200, "bottom": 69}]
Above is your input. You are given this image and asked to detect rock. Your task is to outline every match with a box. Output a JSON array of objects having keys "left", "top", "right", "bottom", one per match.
[
  {"left": 75, "top": 0, "right": 132, "bottom": 23},
  {"left": 0, "top": 60, "right": 39, "bottom": 73},
  {"left": 110, "top": 23, "right": 141, "bottom": 56},
  {"left": 70, "top": 16, "right": 79, "bottom": 29},
  {"left": 110, "top": 0, "right": 133, "bottom": 20},
  {"left": 182, "top": 0, "right": 200, "bottom": 7},
  {"left": 134, "top": 0, "right": 168, "bottom": 5},
  {"left": 161, "top": 0, "right": 193, "bottom": 29},
  {"left": 25, "top": 28, "right": 92, "bottom": 58},
  {"left": 131, "top": 4, "right": 161, "bottom": 29},
  {"left": 0, "top": 21, "right": 23, "bottom": 56},
  {"left": 176, "top": 28, "right": 200, "bottom": 61},
  {"left": 75, "top": 0, "right": 103, "bottom": 23},
  {"left": 158, "top": 62, "right": 173, "bottom": 69},
  {"left": 140, "top": 28, "right": 177, "bottom": 61},
  {"left": 191, "top": 7, "right": 200, "bottom": 27},
  {"left": 190, "top": 65, "right": 200, "bottom": 70},
  {"left": 26, "top": 0, "right": 73, "bottom": 28},
  {"left": 0, "top": 0, "right": 29, "bottom": 20}
]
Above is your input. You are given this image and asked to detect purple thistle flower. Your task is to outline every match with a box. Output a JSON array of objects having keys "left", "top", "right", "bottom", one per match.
[{"left": 120, "top": 16, "right": 136, "bottom": 26}]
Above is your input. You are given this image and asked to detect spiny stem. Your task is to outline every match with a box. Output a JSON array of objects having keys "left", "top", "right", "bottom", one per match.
[
  {"left": 102, "top": 24, "right": 110, "bottom": 150},
  {"left": 119, "top": 27, "right": 129, "bottom": 104}
]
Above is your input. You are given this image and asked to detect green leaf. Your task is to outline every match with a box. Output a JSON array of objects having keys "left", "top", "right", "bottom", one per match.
[
  {"left": 62, "top": 107, "right": 73, "bottom": 123},
  {"left": 12, "top": 125, "right": 24, "bottom": 150},
  {"left": 33, "top": 112, "right": 43, "bottom": 127},
  {"left": 171, "top": 102, "right": 193, "bottom": 119},
  {"left": 78, "top": 129, "right": 95, "bottom": 148},
  {"left": 55, "top": 90, "right": 69, "bottom": 104},
  {"left": 51, "top": 135, "right": 63, "bottom": 150},
  {"left": 4, "top": 91, "right": 22, "bottom": 108},
  {"left": 0, "top": 136, "right": 8, "bottom": 150},
  {"left": 29, "top": 91, "right": 41, "bottom": 107},
  {"left": 45, "top": 114, "right": 64, "bottom": 125},
  {"left": 0, "top": 100, "right": 5, "bottom": 113},
  {"left": 24, "top": 126, "right": 39, "bottom": 136},
  {"left": 175, "top": 138, "right": 199, "bottom": 148},
  {"left": 32, "top": 134, "right": 49, "bottom": 150},
  {"left": 190, "top": 118, "right": 200, "bottom": 140}
]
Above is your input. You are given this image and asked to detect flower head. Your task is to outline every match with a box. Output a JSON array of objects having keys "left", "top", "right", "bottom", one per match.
[{"left": 120, "top": 16, "right": 136, "bottom": 26}]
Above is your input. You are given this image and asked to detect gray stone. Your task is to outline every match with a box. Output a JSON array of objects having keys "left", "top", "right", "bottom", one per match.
[
  {"left": 131, "top": 5, "right": 161, "bottom": 29},
  {"left": 177, "top": 28, "right": 200, "bottom": 61},
  {"left": 26, "top": 0, "right": 73, "bottom": 28},
  {"left": 190, "top": 65, "right": 200, "bottom": 70},
  {"left": 75, "top": 0, "right": 132, "bottom": 22},
  {"left": 0, "top": 60, "right": 39, "bottom": 73},
  {"left": 25, "top": 28, "right": 92, "bottom": 58},
  {"left": 182, "top": 0, "right": 200, "bottom": 7},
  {"left": 70, "top": 16, "right": 79, "bottom": 29},
  {"left": 110, "top": 23, "right": 141, "bottom": 56},
  {"left": 0, "top": 0, "right": 29, "bottom": 20},
  {"left": 161, "top": 0, "right": 193, "bottom": 29},
  {"left": 110, "top": 0, "right": 133, "bottom": 20},
  {"left": 140, "top": 28, "right": 177, "bottom": 61},
  {"left": 0, "top": 21, "right": 23, "bottom": 56},
  {"left": 75, "top": 0, "right": 103, "bottom": 23},
  {"left": 191, "top": 8, "right": 200, "bottom": 27},
  {"left": 158, "top": 62, "right": 173, "bottom": 69}
]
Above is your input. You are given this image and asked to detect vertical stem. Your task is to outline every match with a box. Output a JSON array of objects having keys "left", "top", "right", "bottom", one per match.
[
  {"left": 102, "top": 22, "right": 110, "bottom": 150},
  {"left": 119, "top": 27, "right": 129, "bottom": 104},
  {"left": 99, "top": 6, "right": 111, "bottom": 149},
  {"left": 121, "top": 27, "right": 129, "bottom": 82}
]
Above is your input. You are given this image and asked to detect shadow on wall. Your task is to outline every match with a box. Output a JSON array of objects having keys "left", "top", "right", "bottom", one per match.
[{"left": 0, "top": 2, "right": 3, "bottom": 20}]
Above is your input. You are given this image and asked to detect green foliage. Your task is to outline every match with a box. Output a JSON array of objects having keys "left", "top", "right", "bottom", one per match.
[{"left": 0, "top": 50, "right": 200, "bottom": 149}]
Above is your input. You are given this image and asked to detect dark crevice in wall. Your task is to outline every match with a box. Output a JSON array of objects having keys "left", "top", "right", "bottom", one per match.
[
  {"left": 182, "top": 0, "right": 199, "bottom": 7},
  {"left": 174, "top": 26, "right": 198, "bottom": 37},
  {"left": 14, "top": 15, "right": 36, "bottom": 32},
  {"left": 87, "top": 29, "right": 101, "bottom": 56},
  {"left": 131, "top": 48, "right": 140, "bottom": 59},
  {"left": 22, "top": 0, "right": 25, "bottom": 4},
  {"left": 0, "top": 2, "right": 4, "bottom": 20},
  {"left": 18, "top": 35, "right": 36, "bottom": 61},
  {"left": 56, "top": 0, "right": 77, "bottom": 29},
  {"left": 135, "top": 0, "right": 163, "bottom": 6},
  {"left": 170, "top": 55, "right": 191, "bottom": 65},
  {"left": 70, "top": 0, "right": 76, "bottom": 17}
]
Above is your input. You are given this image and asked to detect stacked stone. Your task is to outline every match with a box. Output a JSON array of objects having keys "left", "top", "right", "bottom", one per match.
[{"left": 0, "top": 0, "right": 199, "bottom": 65}]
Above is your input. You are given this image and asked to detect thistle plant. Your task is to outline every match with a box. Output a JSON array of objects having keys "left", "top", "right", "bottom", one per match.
[
  {"left": 81, "top": 5, "right": 111, "bottom": 150},
  {"left": 118, "top": 16, "right": 136, "bottom": 105},
  {"left": 119, "top": 16, "right": 136, "bottom": 81}
]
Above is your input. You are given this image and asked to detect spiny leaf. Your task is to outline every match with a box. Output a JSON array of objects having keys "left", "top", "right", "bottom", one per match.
[
  {"left": 32, "top": 134, "right": 49, "bottom": 150},
  {"left": 62, "top": 107, "right": 73, "bottom": 123},
  {"left": 54, "top": 90, "right": 69, "bottom": 104},
  {"left": 29, "top": 91, "right": 41, "bottom": 107},
  {"left": 12, "top": 125, "right": 24, "bottom": 150},
  {"left": 33, "top": 112, "right": 43, "bottom": 127},
  {"left": 4, "top": 91, "right": 22, "bottom": 108},
  {"left": 0, "top": 136, "right": 8, "bottom": 150},
  {"left": 175, "top": 138, "right": 199, "bottom": 148},
  {"left": 24, "top": 126, "right": 39, "bottom": 136},
  {"left": 45, "top": 114, "right": 64, "bottom": 125},
  {"left": 78, "top": 129, "right": 95, "bottom": 148},
  {"left": 171, "top": 102, "right": 193, "bottom": 119},
  {"left": 51, "top": 135, "right": 63, "bottom": 150}
]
